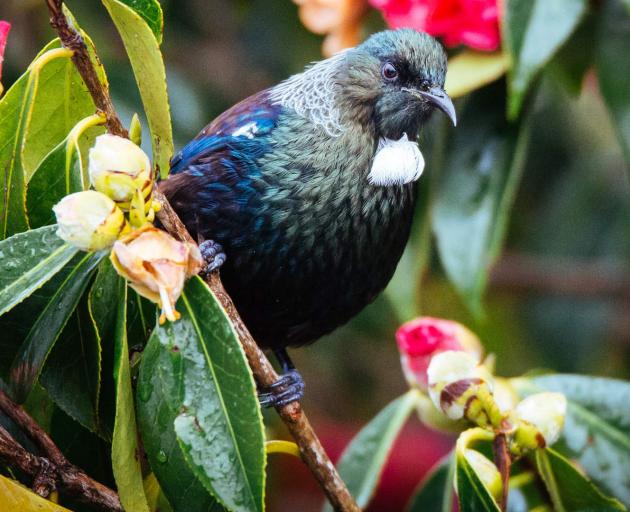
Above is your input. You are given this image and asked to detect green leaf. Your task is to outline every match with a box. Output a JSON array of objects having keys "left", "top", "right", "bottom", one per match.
[
  {"left": 323, "top": 390, "right": 420, "bottom": 511},
  {"left": 503, "top": 0, "right": 588, "bottom": 118},
  {"left": 49, "top": 407, "right": 115, "bottom": 487},
  {"left": 432, "top": 86, "right": 531, "bottom": 315},
  {"left": 0, "top": 225, "right": 77, "bottom": 317},
  {"left": 89, "top": 258, "right": 125, "bottom": 440},
  {"left": 455, "top": 449, "right": 501, "bottom": 512},
  {"left": 147, "top": 276, "right": 264, "bottom": 512},
  {"left": 596, "top": 0, "right": 630, "bottom": 169},
  {"left": 513, "top": 374, "right": 630, "bottom": 506},
  {"left": 40, "top": 298, "right": 101, "bottom": 433},
  {"left": 137, "top": 318, "right": 226, "bottom": 512},
  {"left": 407, "top": 454, "right": 455, "bottom": 512},
  {"left": 0, "top": 56, "right": 39, "bottom": 238},
  {"left": 118, "top": 0, "right": 164, "bottom": 43},
  {"left": 103, "top": 0, "right": 174, "bottom": 178},
  {"left": 445, "top": 51, "right": 509, "bottom": 99},
  {"left": 27, "top": 114, "right": 106, "bottom": 228},
  {"left": 21, "top": 50, "right": 98, "bottom": 181},
  {"left": 535, "top": 448, "right": 625, "bottom": 511},
  {"left": 8, "top": 251, "right": 103, "bottom": 402},
  {"left": 111, "top": 281, "right": 151, "bottom": 512}
]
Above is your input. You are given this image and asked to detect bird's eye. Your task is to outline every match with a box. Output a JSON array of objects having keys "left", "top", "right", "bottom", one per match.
[
  {"left": 381, "top": 62, "right": 398, "bottom": 81},
  {"left": 420, "top": 80, "right": 431, "bottom": 91}
]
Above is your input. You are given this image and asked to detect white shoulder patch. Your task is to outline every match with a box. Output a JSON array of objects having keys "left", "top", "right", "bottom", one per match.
[
  {"left": 368, "top": 134, "right": 425, "bottom": 186},
  {"left": 268, "top": 51, "right": 348, "bottom": 137}
]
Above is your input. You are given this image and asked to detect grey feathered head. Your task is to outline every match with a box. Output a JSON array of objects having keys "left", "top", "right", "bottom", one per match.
[{"left": 340, "top": 29, "right": 455, "bottom": 139}]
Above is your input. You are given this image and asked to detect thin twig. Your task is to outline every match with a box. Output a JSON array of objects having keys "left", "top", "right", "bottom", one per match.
[
  {"left": 0, "top": 390, "right": 123, "bottom": 511},
  {"left": 45, "top": 3, "right": 359, "bottom": 510},
  {"left": 493, "top": 432, "right": 511, "bottom": 512}
]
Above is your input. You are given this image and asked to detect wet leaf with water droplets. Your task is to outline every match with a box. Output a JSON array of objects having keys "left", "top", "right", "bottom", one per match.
[
  {"left": 137, "top": 312, "right": 226, "bottom": 512},
  {"left": 139, "top": 276, "right": 263, "bottom": 512},
  {"left": 0, "top": 225, "right": 77, "bottom": 317},
  {"left": 8, "top": 250, "right": 103, "bottom": 402}
]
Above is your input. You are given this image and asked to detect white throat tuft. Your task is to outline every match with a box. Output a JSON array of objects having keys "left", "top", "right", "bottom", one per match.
[
  {"left": 269, "top": 51, "right": 348, "bottom": 137},
  {"left": 368, "top": 134, "right": 425, "bottom": 186}
]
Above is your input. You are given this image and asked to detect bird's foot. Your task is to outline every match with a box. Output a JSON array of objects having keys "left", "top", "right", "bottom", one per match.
[
  {"left": 199, "top": 239, "right": 226, "bottom": 274},
  {"left": 258, "top": 369, "right": 305, "bottom": 408}
]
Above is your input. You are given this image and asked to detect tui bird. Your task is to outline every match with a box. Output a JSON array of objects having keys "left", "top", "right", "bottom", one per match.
[{"left": 160, "top": 29, "right": 456, "bottom": 407}]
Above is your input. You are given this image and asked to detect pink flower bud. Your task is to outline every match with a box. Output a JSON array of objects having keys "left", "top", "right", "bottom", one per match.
[
  {"left": 0, "top": 21, "right": 11, "bottom": 88},
  {"left": 396, "top": 317, "right": 482, "bottom": 390}
]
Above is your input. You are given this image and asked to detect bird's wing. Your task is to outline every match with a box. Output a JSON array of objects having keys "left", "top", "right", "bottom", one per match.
[
  {"left": 169, "top": 90, "right": 281, "bottom": 175},
  {"left": 160, "top": 90, "right": 283, "bottom": 243}
]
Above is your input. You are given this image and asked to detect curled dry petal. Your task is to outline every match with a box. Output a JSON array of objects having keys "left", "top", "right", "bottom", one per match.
[
  {"left": 53, "top": 190, "right": 128, "bottom": 251},
  {"left": 110, "top": 226, "right": 203, "bottom": 323}
]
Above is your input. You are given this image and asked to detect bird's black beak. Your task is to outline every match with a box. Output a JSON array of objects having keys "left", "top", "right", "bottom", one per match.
[{"left": 403, "top": 86, "right": 457, "bottom": 126}]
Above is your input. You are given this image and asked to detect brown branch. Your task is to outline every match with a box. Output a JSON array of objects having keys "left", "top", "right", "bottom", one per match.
[
  {"left": 0, "top": 390, "right": 123, "bottom": 511},
  {"left": 45, "top": 3, "right": 359, "bottom": 510},
  {"left": 45, "top": 0, "right": 127, "bottom": 138}
]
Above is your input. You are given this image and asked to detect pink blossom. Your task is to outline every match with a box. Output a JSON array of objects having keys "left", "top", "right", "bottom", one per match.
[
  {"left": 0, "top": 21, "right": 11, "bottom": 84},
  {"left": 369, "top": 0, "right": 500, "bottom": 52},
  {"left": 396, "top": 317, "right": 483, "bottom": 389}
]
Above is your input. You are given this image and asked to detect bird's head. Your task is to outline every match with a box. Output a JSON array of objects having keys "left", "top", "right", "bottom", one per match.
[{"left": 340, "top": 29, "right": 455, "bottom": 140}]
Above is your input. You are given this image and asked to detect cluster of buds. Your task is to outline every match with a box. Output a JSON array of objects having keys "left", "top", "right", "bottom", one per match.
[
  {"left": 396, "top": 316, "right": 567, "bottom": 450},
  {"left": 54, "top": 134, "right": 202, "bottom": 323},
  {"left": 396, "top": 317, "right": 567, "bottom": 504}
]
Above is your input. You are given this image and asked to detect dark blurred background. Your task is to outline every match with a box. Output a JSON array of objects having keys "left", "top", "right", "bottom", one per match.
[{"left": 2, "top": 1, "right": 629, "bottom": 510}]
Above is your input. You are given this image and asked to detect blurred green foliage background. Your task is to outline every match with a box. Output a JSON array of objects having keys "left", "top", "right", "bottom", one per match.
[{"left": 2, "top": 1, "right": 629, "bottom": 510}]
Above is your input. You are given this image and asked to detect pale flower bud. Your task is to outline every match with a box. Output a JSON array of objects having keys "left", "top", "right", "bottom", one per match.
[
  {"left": 463, "top": 449, "right": 502, "bottom": 503},
  {"left": 427, "top": 351, "right": 494, "bottom": 421},
  {"left": 110, "top": 226, "right": 203, "bottom": 323},
  {"left": 89, "top": 134, "right": 152, "bottom": 204},
  {"left": 53, "top": 190, "right": 128, "bottom": 251},
  {"left": 513, "top": 392, "right": 567, "bottom": 449}
]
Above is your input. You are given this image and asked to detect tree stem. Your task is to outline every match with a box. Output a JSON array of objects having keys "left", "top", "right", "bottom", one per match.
[
  {"left": 45, "top": 2, "right": 358, "bottom": 510},
  {"left": 0, "top": 390, "right": 123, "bottom": 511}
]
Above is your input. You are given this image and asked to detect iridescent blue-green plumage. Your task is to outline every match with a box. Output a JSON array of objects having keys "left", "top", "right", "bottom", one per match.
[{"left": 161, "top": 29, "right": 451, "bottom": 350}]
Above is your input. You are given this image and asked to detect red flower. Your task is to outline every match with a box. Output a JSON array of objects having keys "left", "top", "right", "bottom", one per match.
[
  {"left": 369, "top": 0, "right": 500, "bottom": 52},
  {"left": 396, "top": 317, "right": 482, "bottom": 389},
  {"left": 0, "top": 21, "right": 10, "bottom": 84}
]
